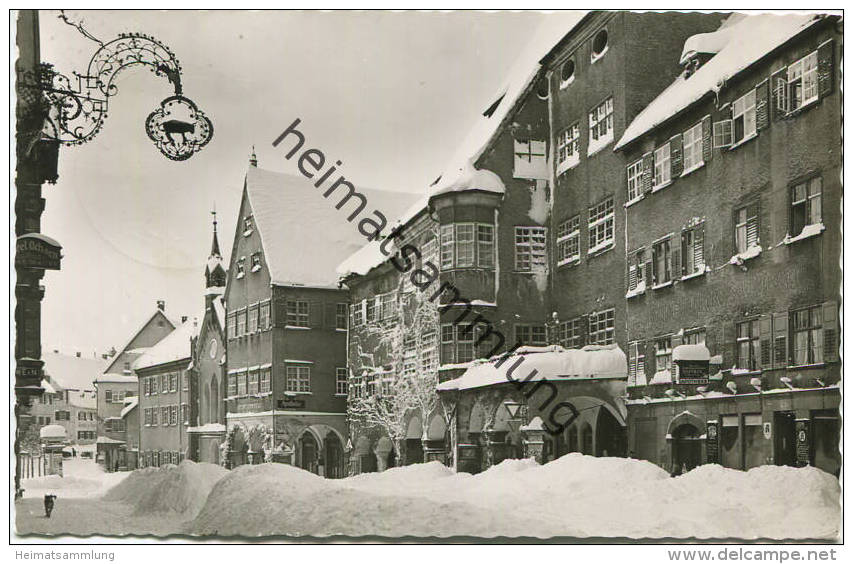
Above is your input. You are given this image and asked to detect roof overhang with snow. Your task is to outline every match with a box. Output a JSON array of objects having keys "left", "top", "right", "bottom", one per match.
[{"left": 437, "top": 344, "right": 627, "bottom": 392}]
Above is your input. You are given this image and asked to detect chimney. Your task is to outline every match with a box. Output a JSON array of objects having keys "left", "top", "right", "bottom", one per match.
[
  {"left": 181, "top": 316, "right": 188, "bottom": 323},
  {"left": 157, "top": 300, "right": 165, "bottom": 311},
  {"left": 76, "top": 352, "right": 81, "bottom": 358}
]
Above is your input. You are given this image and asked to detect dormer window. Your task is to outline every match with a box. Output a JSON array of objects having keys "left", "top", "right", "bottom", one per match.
[
  {"left": 251, "top": 252, "right": 262, "bottom": 273},
  {"left": 243, "top": 216, "right": 254, "bottom": 237},
  {"left": 591, "top": 28, "right": 608, "bottom": 62},
  {"left": 236, "top": 257, "right": 245, "bottom": 279}
]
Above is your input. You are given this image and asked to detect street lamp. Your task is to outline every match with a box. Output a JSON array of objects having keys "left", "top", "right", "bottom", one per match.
[{"left": 19, "top": 12, "right": 213, "bottom": 161}]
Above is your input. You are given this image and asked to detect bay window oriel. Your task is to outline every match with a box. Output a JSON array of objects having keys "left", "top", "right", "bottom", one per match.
[{"left": 440, "top": 222, "right": 495, "bottom": 270}]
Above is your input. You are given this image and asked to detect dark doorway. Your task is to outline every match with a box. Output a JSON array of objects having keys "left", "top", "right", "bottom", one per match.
[
  {"left": 360, "top": 452, "right": 377, "bottom": 473},
  {"left": 774, "top": 411, "right": 797, "bottom": 467},
  {"left": 324, "top": 432, "right": 344, "bottom": 478},
  {"left": 672, "top": 424, "right": 702, "bottom": 473},
  {"left": 299, "top": 433, "right": 318, "bottom": 474},
  {"left": 812, "top": 410, "right": 841, "bottom": 477},
  {"left": 595, "top": 408, "right": 626, "bottom": 457},
  {"left": 581, "top": 424, "right": 593, "bottom": 455},
  {"left": 405, "top": 438, "right": 423, "bottom": 465}
]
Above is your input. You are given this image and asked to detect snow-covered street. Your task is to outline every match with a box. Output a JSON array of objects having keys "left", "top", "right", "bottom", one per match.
[{"left": 15, "top": 454, "right": 840, "bottom": 540}]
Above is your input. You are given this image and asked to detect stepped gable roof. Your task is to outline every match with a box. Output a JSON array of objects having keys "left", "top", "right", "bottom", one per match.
[
  {"left": 616, "top": 13, "right": 822, "bottom": 150},
  {"left": 244, "top": 166, "right": 419, "bottom": 288},
  {"left": 42, "top": 352, "right": 105, "bottom": 392}
]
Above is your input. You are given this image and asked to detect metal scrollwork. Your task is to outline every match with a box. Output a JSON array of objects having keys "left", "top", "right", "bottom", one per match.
[{"left": 19, "top": 19, "right": 212, "bottom": 161}]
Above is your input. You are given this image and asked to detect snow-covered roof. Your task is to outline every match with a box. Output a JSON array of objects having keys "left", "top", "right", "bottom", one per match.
[
  {"left": 673, "top": 344, "right": 711, "bottom": 362},
  {"left": 42, "top": 351, "right": 105, "bottom": 392},
  {"left": 96, "top": 436, "right": 125, "bottom": 444},
  {"left": 68, "top": 390, "right": 97, "bottom": 410},
  {"left": 41, "top": 379, "right": 56, "bottom": 395},
  {"left": 120, "top": 397, "right": 138, "bottom": 418},
  {"left": 133, "top": 316, "right": 201, "bottom": 371},
  {"left": 437, "top": 344, "right": 626, "bottom": 392},
  {"left": 244, "top": 166, "right": 418, "bottom": 288},
  {"left": 615, "top": 14, "right": 822, "bottom": 151},
  {"left": 104, "top": 308, "right": 179, "bottom": 374},
  {"left": 39, "top": 424, "right": 66, "bottom": 439},
  {"left": 429, "top": 161, "right": 506, "bottom": 199},
  {"left": 95, "top": 373, "right": 138, "bottom": 384}
]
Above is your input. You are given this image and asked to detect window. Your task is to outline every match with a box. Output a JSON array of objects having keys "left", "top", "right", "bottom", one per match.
[
  {"left": 243, "top": 215, "right": 253, "bottom": 235},
  {"left": 737, "top": 320, "right": 761, "bottom": 371},
  {"left": 421, "top": 329, "right": 437, "bottom": 372},
  {"left": 365, "top": 297, "right": 376, "bottom": 323},
  {"left": 402, "top": 335, "right": 418, "bottom": 376},
  {"left": 440, "top": 224, "right": 454, "bottom": 270},
  {"left": 684, "top": 328, "right": 706, "bottom": 346},
  {"left": 170, "top": 372, "right": 177, "bottom": 392},
  {"left": 54, "top": 410, "right": 70, "bottom": 421},
  {"left": 237, "top": 371, "right": 247, "bottom": 396},
  {"left": 735, "top": 203, "right": 760, "bottom": 254},
  {"left": 236, "top": 308, "right": 247, "bottom": 335},
  {"left": 455, "top": 223, "right": 475, "bottom": 267},
  {"left": 182, "top": 403, "right": 189, "bottom": 425},
  {"left": 440, "top": 223, "right": 495, "bottom": 270},
  {"left": 260, "top": 368, "right": 271, "bottom": 393},
  {"left": 286, "top": 300, "right": 309, "bottom": 327},
  {"left": 557, "top": 123, "right": 580, "bottom": 172},
  {"left": 591, "top": 28, "right": 608, "bottom": 59},
  {"left": 248, "top": 370, "right": 259, "bottom": 395},
  {"left": 160, "top": 374, "right": 168, "bottom": 393},
  {"left": 352, "top": 300, "right": 364, "bottom": 327},
  {"left": 227, "top": 374, "right": 237, "bottom": 397},
  {"left": 439, "top": 324, "right": 479, "bottom": 364},
  {"left": 786, "top": 51, "right": 818, "bottom": 111},
  {"left": 170, "top": 405, "right": 178, "bottom": 426},
  {"left": 477, "top": 225, "right": 495, "bottom": 268},
  {"left": 556, "top": 216, "right": 580, "bottom": 266},
  {"left": 626, "top": 159, "right": 643, "bottom": 202},
  {"left": 790, "top": 176, "right": 822, "bottom": 237},
  {"left": 732, "top": 89, "right": 756, "bottom": 144},
  {"left": 627, "top": 248, "right": 646, "bottom": 294},
  {"left": 515, "top": 324, "right": 547, "bottom": 346},
  {"left": 653, "top": 143, "right": 671, "bottom": 188},
  {"left": 380, "top": 293, "right": 396, "bottom": 321},
  {"left": 227, "top": 313, "right": 237, "bottom": 339},
  {"left": 652, "top": 238, "right": 672, "bottom": 286},
  {"left": 588, "top": 97, "right": 614, "bottom": 151},
  {"left": 560, "top": 58, "right": 575, "bottom": 85},
  {"left": 161, "top": 407, "right": 169, "bottom": 426},
  {"left": 336, "top": 368, "right": 348, "bottom": 396},
  {"left": 655, "top": 337, "right": 672, "bottom": 372},
  {"left": 336, "top": 303, "right": 348, "bottom": 330},
  {"left": 259, "top": 301, "right": 271, "bottom": 330},
  {"left": 105, "top": 390, "right": 112, "bottom": 403},
  {"left": 589, "top": 310, "right": 615, "bottom": 345},
  {"left": 682, "top": 225, "right": 705, "bottom": 277},
  {"left": 152, "top": 408, "right": 158, "bottom": 426},
  {"left": 557, "top": 318, "right": 584, "bottom": 349},
  {"left": 628, "top": 342, "right": 645, "bottom": 386},
  {"left": 792, "top": 306, "right": 823, "bottom": 366},
  {"left": 422, "top": 234, "right": 438, "bottom": 264},
  {"left": 251, "top": 252, "right": 262, "bottom": 272},
  {"left": 286, "top": 365, "right": 311, "bottom": 393},
  {"left": 248, "top": 304, "right": 259, "bottom": 333},
  {"left": 182, "top": 371, "right": 189, "bottom": 391},
  {"left": 456, "top": 324, "right": 476, "bottom": 363},
  {"left": 236, "top": 258, "right": 245, "bottom": 278},
  {"left": 588, "top": 198, "right": 615, "bottom": 254},
  {"left": 441, "top": 323, "right": 455, "bottom": 364},
  {"left": 682, "top": 122, "right": 703, "bottom": 171},
  {"left": 515, "top": 226, "right": 547, "bottom": 271}
]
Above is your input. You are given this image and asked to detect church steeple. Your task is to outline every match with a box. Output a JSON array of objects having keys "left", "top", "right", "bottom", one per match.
[{"left": 205, "top": 206, "right": 227, "bottom": 303}]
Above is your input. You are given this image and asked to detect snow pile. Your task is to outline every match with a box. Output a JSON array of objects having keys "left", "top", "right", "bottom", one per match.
[
  {"left": 437, "top": 344, "right": 626, "bottom": 391},
  {"left": 672, "top": 344, "right": 710, "bottom": 362},
  {"left": 429, "top": 162, "right": 505, "bottom": 198},
  {"left": 103, "top": 461, "right": 227, "bottom": 518},
  {"left": 784, "top": 223, "right": 826, "bottom": 245},
  {"left": 729, "top": 244, "right": 762, "bottom": 265},
  {"left": 21, "top": 458, "right": 129, "bottom": 499},
  {"left": 188, "top": 455, "right": 839, "bottom": 539}
]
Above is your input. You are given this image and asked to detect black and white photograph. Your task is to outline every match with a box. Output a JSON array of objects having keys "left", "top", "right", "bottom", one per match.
[{"left": 9, "top": 6, "right": 844, "bottom": 550}]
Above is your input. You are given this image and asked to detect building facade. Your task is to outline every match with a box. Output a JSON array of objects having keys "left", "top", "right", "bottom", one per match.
[
  {"left": 135, "top": 317, "right": 197, "bottom": 467},
  {"left": 339, "top": 11, "right": 725, "bottom": 474},
  {"left": 94, "top": 373, "right": 139, "bottom": 471},
  {"left": 615, "top": 13, "right": 841, "bottom": 476},
  {"left": 221, "top": 157, "right": 415, "bottom": 476}
]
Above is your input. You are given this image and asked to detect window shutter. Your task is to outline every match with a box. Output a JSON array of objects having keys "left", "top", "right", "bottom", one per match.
[
  {"left": 670, "top": 234, "right": 681, "bottom": 280},
  {"left": 628, "top": 342, "right": 638, "bottom": 386},
  {"left": 755, "top": 79, "right": 770, "bottom": 131},
  {"left": 669, "top": 134, "right": 683, "bottom": 178},
  {"left": 822, "top": 301, "right": 839, "bottom": 362},
  {"left": 747, "top": 202, "right": 760, "bottom": 247},
  {"left": 759, "top": 315, "right": 773, "bottom": 369},
  {"left": 641, "top": 152, "right": 654, "bottom": 194},
  {"left": 817, "top": 39, "right": 834, "bottom": 98},
  {"left": 644, "top": 256, "right": 653, "bottom": 290},
  {"left": 772, "top": 312, "right": 789, "bottom": 369},
  {"left": 627, "top": 262, "right": 637, "bottom": 291},
  {"left": 309, "top": 301, "right": 323, "bottom": 328},
  {"left": 771, "top": 68, "right": 789, "bottom": 119},
  {"left": 701, "top": 115, "right": 713, "bottom": 162},
  {"left": 695, "top": 225, "right": 705, "bottom": 268}
]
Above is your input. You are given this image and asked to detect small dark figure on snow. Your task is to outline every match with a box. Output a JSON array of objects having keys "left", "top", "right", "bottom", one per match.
[{"left": 43, "top": 494, "right": 57, "bottom": 518}]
